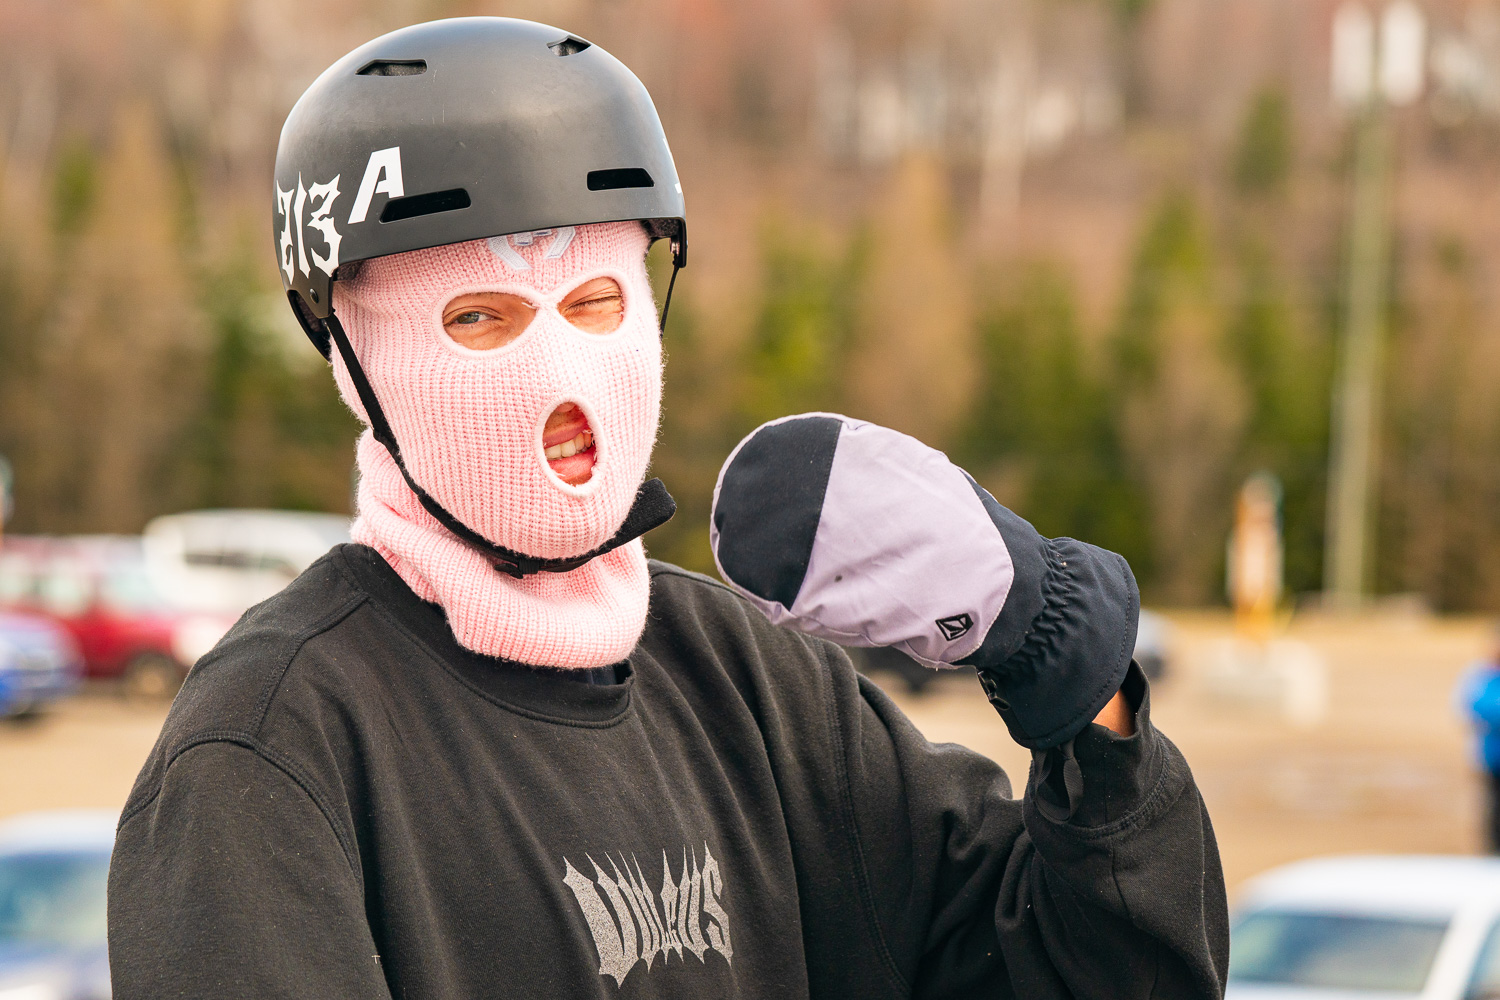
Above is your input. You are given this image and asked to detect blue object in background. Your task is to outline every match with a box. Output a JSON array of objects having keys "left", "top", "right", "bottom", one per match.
[
  {"left": 1461, "top": 661, "right": 1500, "bottom": 772},
  {"left": 0, "top": 811, "right": 116, "bottom": 1000},
  {"left": 0, "top": 614, "right": 81, "bottom": 719}
]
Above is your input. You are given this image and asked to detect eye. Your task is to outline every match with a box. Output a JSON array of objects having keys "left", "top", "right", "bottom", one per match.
[
  {"left": 559, "top": 278, "right": 626, "bottom": 334},
  {"left": 441, "top": 292, "right": 537, "bottom": 350}
]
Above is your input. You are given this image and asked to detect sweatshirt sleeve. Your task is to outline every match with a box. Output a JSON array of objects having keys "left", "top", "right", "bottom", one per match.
[
  {"left": 108, "top": 740, "right": 393, "bottom": 1000},
  {"left": 841, "top": 660, "right": 1229, "bottom": 1000}
]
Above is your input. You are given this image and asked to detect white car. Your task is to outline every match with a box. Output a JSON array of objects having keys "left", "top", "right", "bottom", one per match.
[
  {"left": 1228, "top": 855, "right": 1500, "bottom": 1000},
  {"left": 141, "top": 510, "right": 350, "bottom": 663},
  {"left": 0, "top": 810, "right": 117, "bottom": 1000}
]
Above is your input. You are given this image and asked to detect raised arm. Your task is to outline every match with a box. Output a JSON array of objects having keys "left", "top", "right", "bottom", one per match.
[
  {"left": 844, "top": 659, "right": 1227, "bottom": 998},
  {"left": 710, "top": 411, "right": 1229, "bottom": 998}
]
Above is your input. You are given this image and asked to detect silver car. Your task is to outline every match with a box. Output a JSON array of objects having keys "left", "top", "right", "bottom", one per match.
[{"left": 1228, "top": 855, "right": 1500, "bottom": 1000}]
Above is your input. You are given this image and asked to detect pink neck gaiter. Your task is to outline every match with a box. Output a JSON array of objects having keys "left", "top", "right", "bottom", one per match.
[{"left": 330, "top": 223, "right": 661, "bottom": 669}]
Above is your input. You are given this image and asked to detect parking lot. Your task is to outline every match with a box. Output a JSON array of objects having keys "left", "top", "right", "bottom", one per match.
[{"left": 0, "top": 610, "right": 1489, "bottom": 893}]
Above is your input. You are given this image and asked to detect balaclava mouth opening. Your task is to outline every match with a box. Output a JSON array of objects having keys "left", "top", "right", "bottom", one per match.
[{"left": 331, "top": 221, "right": 662, "bottom": 669}]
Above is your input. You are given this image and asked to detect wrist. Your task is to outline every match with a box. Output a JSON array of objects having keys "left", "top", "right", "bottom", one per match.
[
  {"left": 1092, "top": 687, "right": 1135, "bottom": 736},
  {"left": 964, "top": 534, "right": 1140, "bottom": 749}
]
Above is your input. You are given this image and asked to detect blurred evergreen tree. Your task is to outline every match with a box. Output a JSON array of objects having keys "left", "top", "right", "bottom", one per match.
[
  {"left": 1112, "top": 0, "right": 1154, "bottom": 22},
  {"left": 846, "top": 159, "right": 973, "bottom": 446},
  {"left": 1112, "top": 190, "right": 1248, "bottom": 604},
  {"left": 1226, "top": 85, "right": 1331, "bottom": 597},
  {"left": 1227, "top": 241, "right": 1329, "bottom": 596},
  {"left": 1101, "top": 0, "right": 1158, "bottom": 119},
  {"left": 645, "top": 243, "right": 730, "bottom": 574},
  {"left": 1378, "top": 232, "right": 1500, "bottom": 610},
  {"left": 1232, "top": 88, "right": 1293, "bottom": 197},
  {"left": 184, "top": 236, "right": 360, "bottom": 515},
  {"left": 50, "top": 137, "right": 97, "bottom": 239},
  {"left": 0, "top": 247, "right": 39, "bottom": 528},
  {"left": 738, "top": 218, "right": 864, "bottom": 430},
  {"left": 25, "top": 103, "right": 204, "bottom": 533},
  {"left": 961, "top": 264, "right": 1149, "bottom": 567}
]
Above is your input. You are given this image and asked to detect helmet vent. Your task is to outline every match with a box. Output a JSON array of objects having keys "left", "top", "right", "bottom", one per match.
[
  {"left": 548, "top": 36, "right": 591, "bottom": 56},
  {"left": 587, "top": 168, "right": 654, "bottom": 191},
  {"left": 379, "top": 188, "right": 471, "bottom": 222},
  {"left": 357, "top": 59, "right": 428, "bottom": 77}
]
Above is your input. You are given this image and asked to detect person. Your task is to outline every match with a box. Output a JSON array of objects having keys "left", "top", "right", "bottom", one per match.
[
  {"left": 1458, "top": 624, "right": 1500, "bottom": 853},
  {"left": 107, "top": 17, "right": 1229, "bottom": 998}
]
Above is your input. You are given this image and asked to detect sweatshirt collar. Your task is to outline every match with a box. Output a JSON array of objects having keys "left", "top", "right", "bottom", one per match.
[{"left": 335, "top": 544, "right": 633, "bottom": 725}]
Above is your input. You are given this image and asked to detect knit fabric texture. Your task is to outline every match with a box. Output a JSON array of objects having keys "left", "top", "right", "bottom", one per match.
[{"left": 330, "top": 222, "right": 662, "bottom": 668}]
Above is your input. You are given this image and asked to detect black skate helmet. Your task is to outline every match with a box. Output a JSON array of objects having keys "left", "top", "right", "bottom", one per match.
[{"left": 272, "top": 17, "right": 684, "bottom": 576}]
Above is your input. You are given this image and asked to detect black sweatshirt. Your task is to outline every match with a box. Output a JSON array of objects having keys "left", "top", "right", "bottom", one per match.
[{"left": 108, "top": 544, "right": 1228, "bottom": 999}]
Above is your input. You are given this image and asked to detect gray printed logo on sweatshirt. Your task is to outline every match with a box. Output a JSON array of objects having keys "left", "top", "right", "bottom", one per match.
[{"left": 561, "top": 844, "right": 733, "bottom": 987}]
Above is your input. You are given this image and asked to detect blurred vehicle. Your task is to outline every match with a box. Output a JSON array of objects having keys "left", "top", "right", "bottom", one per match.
[
  {"left": 0, "top": 614, "right": 80, "bottom": 720},
  {"left": 1227, "top": 855, "right": 1500, "bottom": 1000},
  {"left": 0, "top": 537, "right": 213, "bottom": 698},
  {"left": 142, "top": 510, "right": 350, "bottom": 623},
  {"left": 851, "top": 608, "right": 1173, "bottom": 694},
  {"left": 1135, "top": 608, "right": 1171, "bottom": 681},
  {"left": 0, "top": 512, "right": 348, "bottom": 695},
  {"left": 0, "top": 810, "right": 114, "bottom": 1000}
]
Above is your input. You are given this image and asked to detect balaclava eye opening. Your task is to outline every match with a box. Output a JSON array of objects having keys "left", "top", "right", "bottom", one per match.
[{"left": 330, "top": 221, "right": 663, "bottom": 669}]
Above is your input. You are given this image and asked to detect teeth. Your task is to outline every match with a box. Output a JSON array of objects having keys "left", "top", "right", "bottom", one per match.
[{"left": 545, "top": 430, "right": 594, "bottom": 463}]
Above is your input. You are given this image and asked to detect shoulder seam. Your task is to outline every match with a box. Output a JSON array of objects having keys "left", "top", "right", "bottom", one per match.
[
  {"left": 648, "top": 562, "right": 743, "bottom": 599},
  {"left": 249, "top": 591, "right": 369, "bottom": 735},
  {"left": 119, "top": 734, "right": 364, "bottom": 888},
  {"left": 649, "top": 563, "right": 786, "bottom": 622}
]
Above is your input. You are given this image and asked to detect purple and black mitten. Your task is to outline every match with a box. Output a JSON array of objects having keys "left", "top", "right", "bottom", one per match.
[{"left": 709, "top": 413, "right": 1139, "bottom": 751}]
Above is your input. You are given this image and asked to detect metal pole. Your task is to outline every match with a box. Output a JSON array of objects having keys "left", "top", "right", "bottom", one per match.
[{"left": 1323, "top": 105, "right": 1392, "bottom": 608}]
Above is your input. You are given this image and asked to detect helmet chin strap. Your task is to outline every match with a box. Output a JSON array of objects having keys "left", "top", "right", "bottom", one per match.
[
  {"left": 658, "top": 261, "right": 680, "bottom": 330},
  {"left": 322, "top": 310, "right": 675, "bottom": 579}
]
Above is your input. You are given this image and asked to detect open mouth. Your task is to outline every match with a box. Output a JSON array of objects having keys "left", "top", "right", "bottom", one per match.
[{"left": 542, "top": 402, "right": 596, "bottom": 485}]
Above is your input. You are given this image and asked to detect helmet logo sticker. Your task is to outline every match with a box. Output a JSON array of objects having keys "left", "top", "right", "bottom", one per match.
[
  {"left": 348, "top": 146, "right": 405, "bottom": 225},
  {"left": 275, "top": 174, "right": 343, "bottom": 283},
  {"left": 487, "top": 227, "right": 577, "bottom": 271},
  {"left": 306, "top": 178, "right": 342, "bottom": 275}
]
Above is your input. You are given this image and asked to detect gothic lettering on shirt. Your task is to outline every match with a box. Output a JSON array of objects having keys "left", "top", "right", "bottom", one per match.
[{"left": 561, "top": 843, "right": 733, "bottom": 987}]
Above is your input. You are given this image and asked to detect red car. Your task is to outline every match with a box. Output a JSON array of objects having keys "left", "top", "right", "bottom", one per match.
[{"left": 0, "top": 536, "right": 199, "bottom": 698}]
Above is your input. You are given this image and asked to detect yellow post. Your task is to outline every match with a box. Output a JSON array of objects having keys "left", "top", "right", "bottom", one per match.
[{"left": 1230, "top": 473, "right": 1283, "bottom": 644}]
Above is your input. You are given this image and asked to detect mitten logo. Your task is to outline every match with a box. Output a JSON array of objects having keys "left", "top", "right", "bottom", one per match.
[
  {"left": 562, "top": 844, "right": 732, "bottom": 987},
  {"left": 936, "top": 613, "right": 973, "bottom": 641}
]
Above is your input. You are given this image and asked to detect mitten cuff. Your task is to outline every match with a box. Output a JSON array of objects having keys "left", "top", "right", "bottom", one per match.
[{"left": 959, "top": 487, "right": 1139, "bottom": 749}]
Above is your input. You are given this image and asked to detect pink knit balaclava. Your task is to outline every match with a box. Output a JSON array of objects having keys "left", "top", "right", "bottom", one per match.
[{"left": 330, "top": 222, "right": 661, "bottom": 668}]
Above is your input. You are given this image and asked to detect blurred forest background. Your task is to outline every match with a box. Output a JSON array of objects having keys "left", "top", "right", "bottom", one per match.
[{"left": 1, "top": 0, "right": 1498, "bottom": 609}]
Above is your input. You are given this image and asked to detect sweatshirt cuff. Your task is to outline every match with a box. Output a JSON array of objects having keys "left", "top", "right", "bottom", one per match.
[
  {"left": 1026, "top": 663, "right": 1185, "bottom": 833},
  {"left": 957, "top": 487, "right": 1139, "bottom": 749}
]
